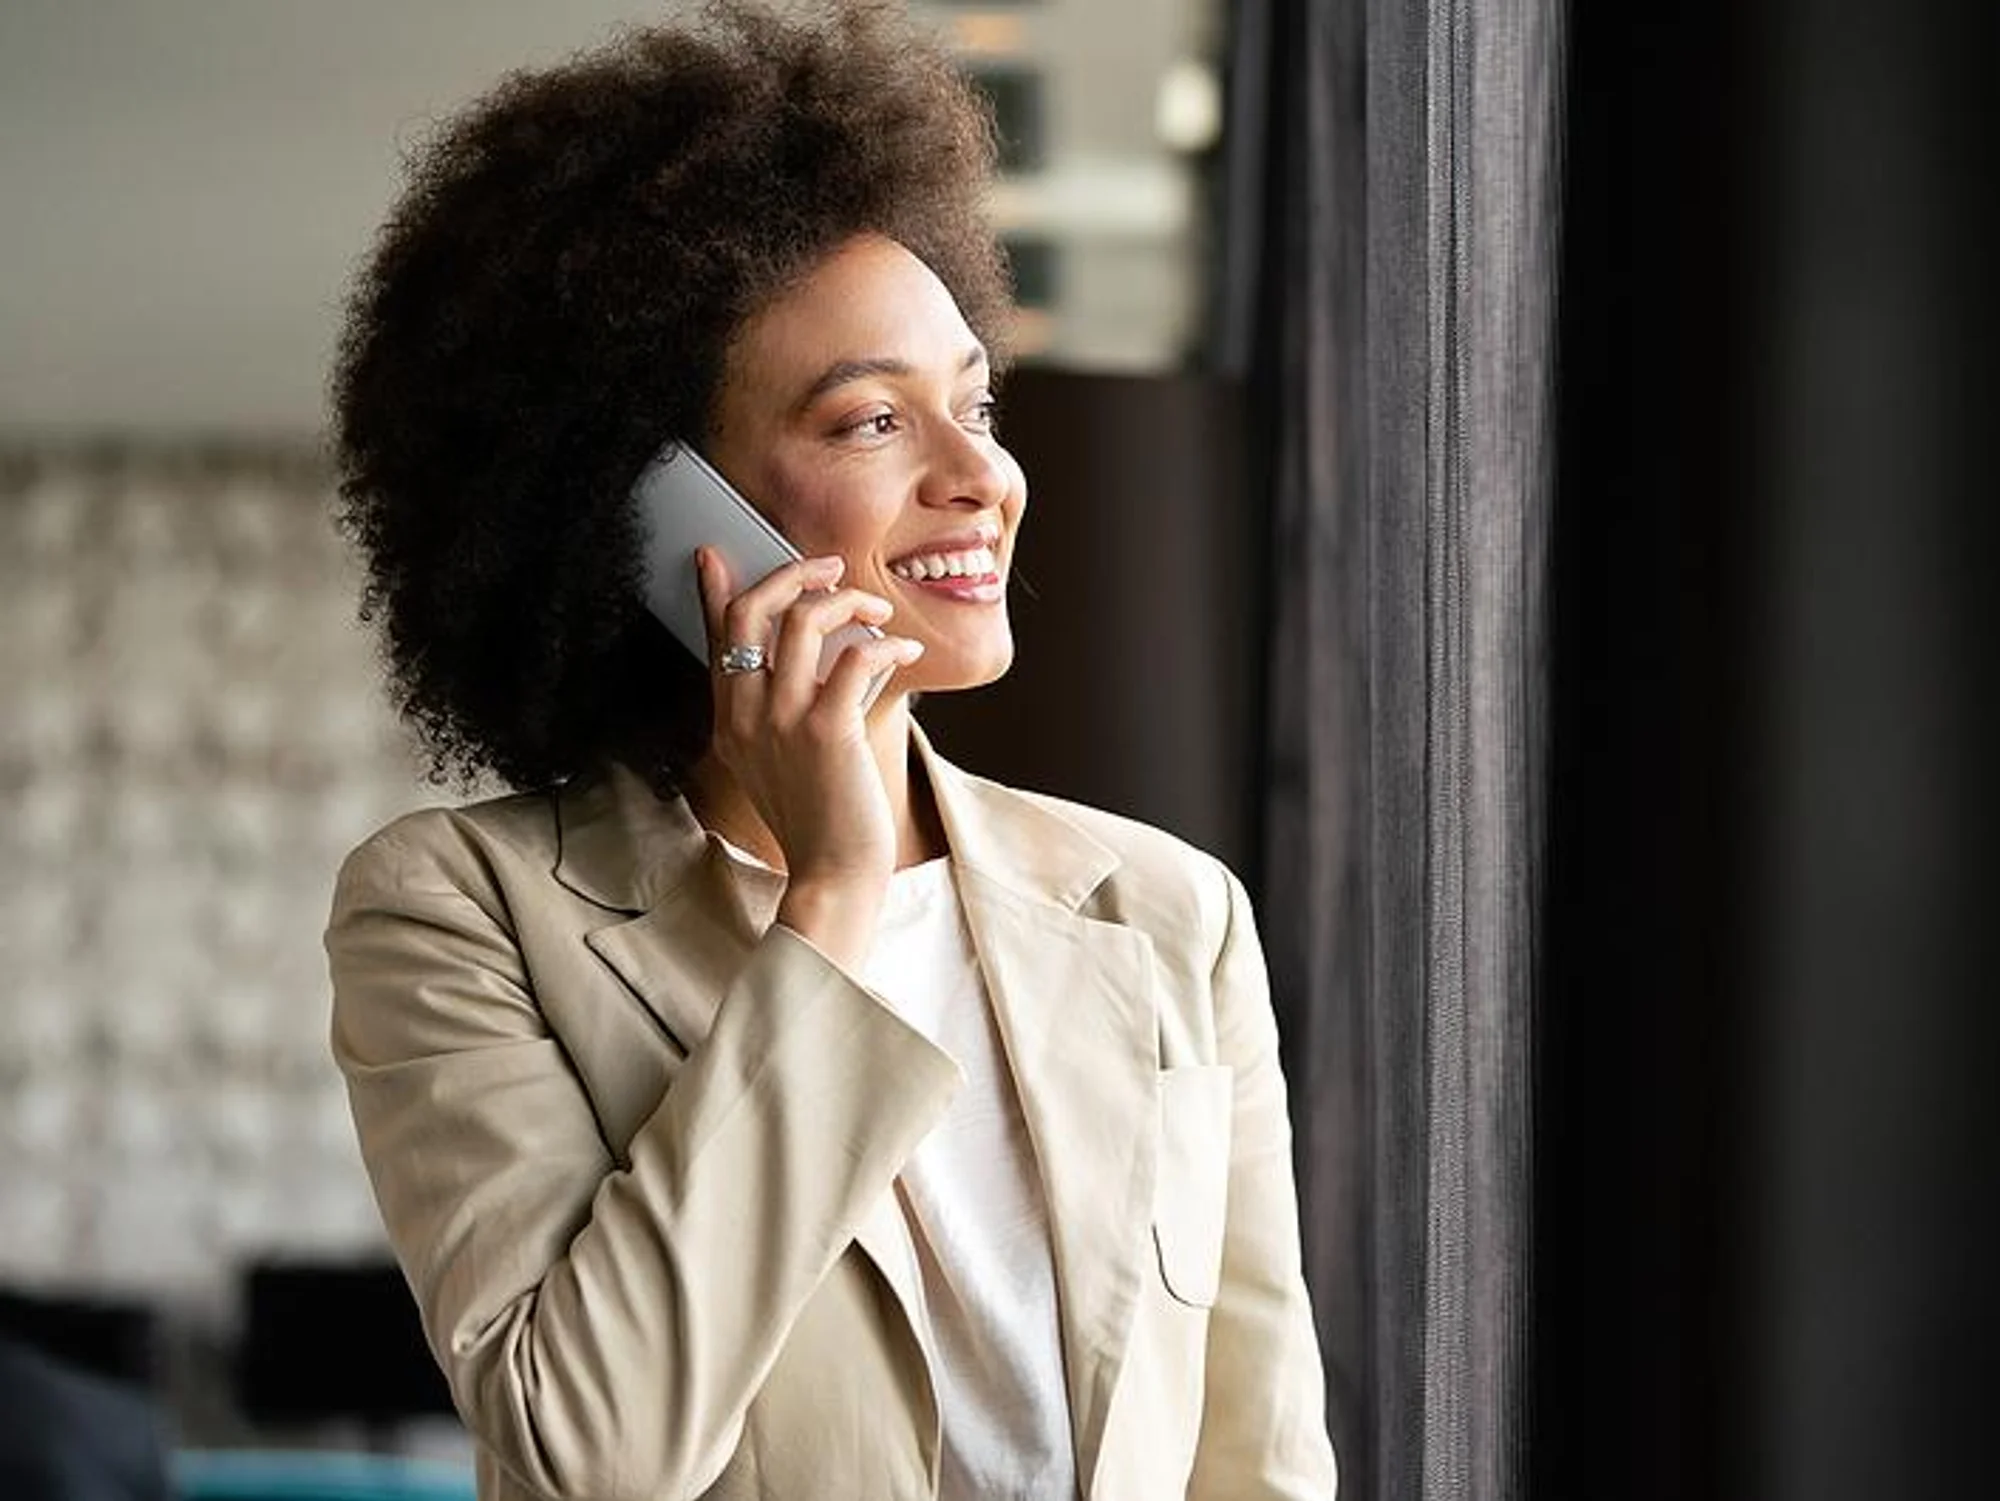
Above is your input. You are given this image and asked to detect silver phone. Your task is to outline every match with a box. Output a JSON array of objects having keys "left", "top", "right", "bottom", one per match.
[{"left": 631, "top": 443, "right": 888, "bottom": 704}]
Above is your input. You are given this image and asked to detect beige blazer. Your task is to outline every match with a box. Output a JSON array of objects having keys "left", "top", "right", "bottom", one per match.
[{"left": 327, "top": 732, "right": 1337, "bottom": 1500}]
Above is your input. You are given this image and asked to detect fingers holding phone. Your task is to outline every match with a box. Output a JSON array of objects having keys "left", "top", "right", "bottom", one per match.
[
  {"left": 766, "top": 580, "right": 912, "bottom": 716},
  {"left": 636, "top": 442, "right": 908, "bottom": 715},
  {"left": 692, "top": 546, "right": 921, "bottom": 886},
  {"left": 697, "top": 550, "right": 840, "bottom": 682},
  {"left": 695, "top": 550, "right": 916, "bottom": 692}
]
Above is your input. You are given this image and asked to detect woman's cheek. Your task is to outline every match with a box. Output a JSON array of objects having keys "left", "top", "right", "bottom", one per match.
[{"left": 998, "top": 448, "right": 1029, "bottom": 512}]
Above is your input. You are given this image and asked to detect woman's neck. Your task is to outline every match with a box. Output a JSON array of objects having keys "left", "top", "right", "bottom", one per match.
[{"left": 683, "top": 695, "right": 948, "bottom": 872}]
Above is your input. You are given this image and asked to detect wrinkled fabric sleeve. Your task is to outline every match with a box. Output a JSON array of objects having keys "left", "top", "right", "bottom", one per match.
[
  {"left": 1187, "top": 863, "right": 1340, "bottom": 1499},
  {"left": 326, "top": 824, "right": 959, "bottom": 1501}
]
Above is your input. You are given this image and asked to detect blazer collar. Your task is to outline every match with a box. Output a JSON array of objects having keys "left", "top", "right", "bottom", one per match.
[
  {"left": 917, "top": 727, "right": 1121, "bottom": 913},
  {"left": 550, "top": 760, "right": 706, "bottom": 914},
  {"left": 550, "top": 722, "right": 1120, "bottom": 918}
]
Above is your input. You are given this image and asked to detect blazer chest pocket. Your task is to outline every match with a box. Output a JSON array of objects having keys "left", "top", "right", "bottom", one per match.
[{"left": 1151, "top": 1064, "right": 1233, "bottom": 1307}]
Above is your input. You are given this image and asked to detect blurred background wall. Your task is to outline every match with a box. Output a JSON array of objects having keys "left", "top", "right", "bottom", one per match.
[{"left": 0, "top": 449, "right": 419, "bottom": 1295}]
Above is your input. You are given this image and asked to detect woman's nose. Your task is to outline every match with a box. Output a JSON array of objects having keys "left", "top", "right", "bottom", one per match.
[{"left": 921, "top": 422, "right": 1013, "bottom": 509}]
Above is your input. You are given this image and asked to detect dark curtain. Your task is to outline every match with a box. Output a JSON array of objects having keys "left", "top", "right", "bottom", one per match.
[
  {"left": 1533, "top": 5, "right": 1765, "bottom": 1494},
  {"left": 1539, "top": 3, "right": 2000, "bottom": 1500},
  {"left": 1220, "top": 1, "right": 1565, "bottom": 1497},
  {"left": 1229, "top": 0, "right": 1998, "bottom": 1497}
]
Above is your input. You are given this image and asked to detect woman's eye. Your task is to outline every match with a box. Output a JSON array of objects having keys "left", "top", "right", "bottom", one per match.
[
  {"left": 966, "top": 396, "right": 1001, "bottom": 433},
  {"left": 839, "top": 410, "right": 899, "bottom": 440}
]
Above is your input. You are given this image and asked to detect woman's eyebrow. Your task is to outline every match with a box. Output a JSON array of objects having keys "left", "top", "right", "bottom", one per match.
[{"left": 794, "top": 344, "right": 989, "bottom": 411}]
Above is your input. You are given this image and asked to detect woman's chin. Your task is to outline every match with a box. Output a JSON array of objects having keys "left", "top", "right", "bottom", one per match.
[
  {"left": 941, "top": 638, "right": 1016, "bottom": 692},
  {"left": 888, "top": 639, "right": 1015, "bottom": 701}
]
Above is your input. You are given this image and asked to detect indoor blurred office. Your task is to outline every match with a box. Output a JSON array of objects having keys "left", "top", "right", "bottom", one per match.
[{"left": 3, "top": 2, "right": 1995, "bottom": 1500}]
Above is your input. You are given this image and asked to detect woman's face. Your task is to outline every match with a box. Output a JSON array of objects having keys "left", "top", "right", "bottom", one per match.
[{"left": 706, "top": 233, "right": 1026, "bottom": 699}]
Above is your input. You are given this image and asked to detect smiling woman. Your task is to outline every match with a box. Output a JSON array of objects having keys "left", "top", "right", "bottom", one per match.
[
  {"left": 331, "top": 2, "right": 1012, "bottom": 798},
  {"left": 704, "top": 234, "right": 1025, "bottom": 702},
  {"left": 323, "top": 4, "right": 1335, "bottom": 1499}
]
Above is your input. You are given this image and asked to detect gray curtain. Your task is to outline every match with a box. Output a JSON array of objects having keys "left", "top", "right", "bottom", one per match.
[{"left": 1219, "top": 1, "right": 1565, "bottom": 1496}]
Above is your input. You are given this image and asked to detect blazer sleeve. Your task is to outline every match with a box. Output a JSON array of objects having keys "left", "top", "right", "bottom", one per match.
[
  {"left": 1187, "top": 863, "right": 1340, "bottom": 1499},
  {"left": 325, "top": 821, "right": 960, "bottom": 1501}
]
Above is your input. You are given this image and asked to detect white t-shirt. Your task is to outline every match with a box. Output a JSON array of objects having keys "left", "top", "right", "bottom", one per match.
[
  {"left": 862, "top": 858, "right": 1078, "bottom": 1501},
  {"left": 716, "top": 839, "right": 1077, "bottom": 1500}
]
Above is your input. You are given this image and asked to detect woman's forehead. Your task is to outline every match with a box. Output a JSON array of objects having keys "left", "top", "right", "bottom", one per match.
[{"left": 732, "top": 236, "right": 979, "bottom": 387}]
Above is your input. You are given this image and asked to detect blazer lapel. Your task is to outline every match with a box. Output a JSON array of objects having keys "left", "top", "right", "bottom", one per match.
[
  {"left": 921, "top": 735, "right": 1163, "bottom": 1496},
  {"left": 554, "top": 763, "right": 776, "bottom": 1053},
  {"left": 552, "top": 764, "right": 944, "bottom": 1421}
]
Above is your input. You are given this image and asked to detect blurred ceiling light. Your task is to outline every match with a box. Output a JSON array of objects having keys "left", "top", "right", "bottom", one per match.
[
  {"left": 1155, "top": 58, "right": 1222, "bottom": 153},
  {"left": 987, "top": 157, "right": 1190, "bottom": 238},
  {"left": 1008, "top": 306, "right": 1057, "bottom": 359},
  {"left": 949, "top": 11, "right": 1026, "bottom": 56}
]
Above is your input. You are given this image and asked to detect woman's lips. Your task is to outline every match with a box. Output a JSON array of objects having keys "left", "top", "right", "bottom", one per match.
[
  {"left": 884, "top": 531, "right": 1005, "bottom": 603},
  {"left": 895, "top": 569, "right": 1004, "bottom": 603}
]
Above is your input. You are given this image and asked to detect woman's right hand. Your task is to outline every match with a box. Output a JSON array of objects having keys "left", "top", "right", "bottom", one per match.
[{"left": 696, "top": 548, "right": 924, "bottom": 966}]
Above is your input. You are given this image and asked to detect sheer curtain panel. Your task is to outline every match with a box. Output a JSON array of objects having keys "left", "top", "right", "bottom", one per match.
[{"left": 1221, "top": 1, "right": 1565, "bottom": 1498}]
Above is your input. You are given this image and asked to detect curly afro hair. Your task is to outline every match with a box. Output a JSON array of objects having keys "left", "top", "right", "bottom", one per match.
[{"left": 331, "top": 0, "right": 1011, "bottom": 792}]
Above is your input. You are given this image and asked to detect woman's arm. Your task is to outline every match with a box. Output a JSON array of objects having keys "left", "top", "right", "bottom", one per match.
[
  {"left": 328, "top": 820, "right": 959, "bottom": 1501},
  {"left": 1186, "top": 863, "right": 1340, "bottom": 1499}
]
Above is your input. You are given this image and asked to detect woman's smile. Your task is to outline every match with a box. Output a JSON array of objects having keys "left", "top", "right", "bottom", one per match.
[{"left": 884, "top": 525, "right": 1004, "bottom": 599}]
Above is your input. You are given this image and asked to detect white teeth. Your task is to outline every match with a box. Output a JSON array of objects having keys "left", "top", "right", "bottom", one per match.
[{"left": 892, "top": 545, "right": 997, "bottom": 582}]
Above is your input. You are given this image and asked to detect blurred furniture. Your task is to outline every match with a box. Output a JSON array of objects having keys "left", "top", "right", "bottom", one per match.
[
  {"left": 174, "top": 1450, "right": 473, "bottom": 1501},
  {"left": 0, "top": 1287, "right": 161, "bottom": 1386},
  {"left": 0, "top": 1335, "right": 171, "bottom": 1501},
  {"left": 236, "top": 1263, "right": 453, "bottom": 1435}
]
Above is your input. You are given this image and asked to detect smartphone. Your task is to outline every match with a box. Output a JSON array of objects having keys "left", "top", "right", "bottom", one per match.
[{"left": 631, "top": 443, "right": 889, "bottom": 706}]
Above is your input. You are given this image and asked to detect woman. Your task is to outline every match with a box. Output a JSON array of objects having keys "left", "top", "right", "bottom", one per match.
[{"left": 325, "top": 5, "right": 1336, "bottom": 1499}]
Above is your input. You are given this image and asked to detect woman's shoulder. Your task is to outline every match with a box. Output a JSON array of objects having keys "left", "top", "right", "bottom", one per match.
[{"left": 334, "top": 781, "right": 562, "bottom": 901}]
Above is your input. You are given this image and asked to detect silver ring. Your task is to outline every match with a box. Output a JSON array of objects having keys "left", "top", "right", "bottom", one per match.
[{"left": 716, "top": 642, "right": 769, "bottom": 676}]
